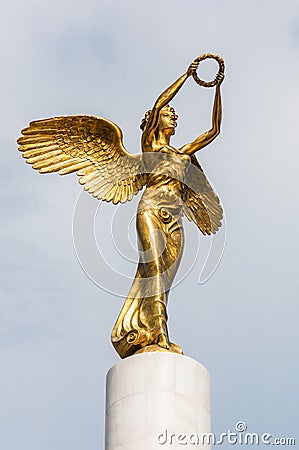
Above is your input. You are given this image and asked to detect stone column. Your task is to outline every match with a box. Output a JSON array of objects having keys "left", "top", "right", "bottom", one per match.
[{"left": 105, "top": 352, "right": 211, "bottom": 449}]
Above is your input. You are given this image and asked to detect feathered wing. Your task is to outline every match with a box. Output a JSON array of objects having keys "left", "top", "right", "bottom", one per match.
[
  {"left": 182, "top": 155, "right": 223, "bottom": 235},
  {"left": 17, "top": 115, "right": 146, "bottom": 204}
]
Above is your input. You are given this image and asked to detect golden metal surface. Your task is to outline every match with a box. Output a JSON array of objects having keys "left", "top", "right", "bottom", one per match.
[{"left": 18, "top": 55, "right": 224, "bottom": 359}]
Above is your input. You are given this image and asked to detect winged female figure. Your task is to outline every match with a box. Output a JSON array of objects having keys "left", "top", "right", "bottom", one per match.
[{"left": 18, "top": 56, "right": 224, "bottom": 359}]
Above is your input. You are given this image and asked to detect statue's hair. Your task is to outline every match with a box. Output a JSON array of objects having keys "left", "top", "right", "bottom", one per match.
[
  {"left": 140, "top": 106, "right": 178, "bottom": 132},
  {"left": 140, "top": 110, "right": 152, "bottom": 131}
]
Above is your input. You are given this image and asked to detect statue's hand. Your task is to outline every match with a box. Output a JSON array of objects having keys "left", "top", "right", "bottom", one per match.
[
  {"left": 215, "top": 72, "right": 225, "bottom": 86},
  {"left": 187, "top": 60, "right": 199, "bottom": 77}
]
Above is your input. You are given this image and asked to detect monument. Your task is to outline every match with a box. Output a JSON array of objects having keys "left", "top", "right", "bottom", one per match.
[{"left": 18, "top": 54, "right": 225, "bottom": 449}]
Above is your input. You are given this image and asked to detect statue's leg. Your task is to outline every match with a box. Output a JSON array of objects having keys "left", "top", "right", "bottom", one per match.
[
  {"left": 137, "top": 208, "right": 184, "bottom": 350},
  {"left": 137, "top": 209, "right": 170, "bottom": 348},
  {"left": 111, "top": 208, "right": 184, "bottom": 358}
]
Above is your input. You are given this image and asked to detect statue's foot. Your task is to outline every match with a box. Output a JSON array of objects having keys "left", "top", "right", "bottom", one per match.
[
  {"left": 157, "top": 333, "right": 183, "bottom": 355},
  {"left": 169, "top": 342, "right": 183, "bottom": 354},
  {"left": 157, "top": 333, "right": 170, "bottom": 350}
]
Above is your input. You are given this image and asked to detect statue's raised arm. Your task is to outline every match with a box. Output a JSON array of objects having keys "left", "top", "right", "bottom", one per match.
[
  {"left": 141, "top": 61, "right": 200, "bottom": 150},
  {"left": 179, "top": 79, "right": 223, "bottom": 155}
]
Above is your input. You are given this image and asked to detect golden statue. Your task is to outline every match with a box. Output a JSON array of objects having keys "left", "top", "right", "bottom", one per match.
[{"left": 18, "top": 54, "right": 225, "bottom": 359}]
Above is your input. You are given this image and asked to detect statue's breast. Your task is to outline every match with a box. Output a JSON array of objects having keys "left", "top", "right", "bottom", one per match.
[{"left": 144, "top": 148, "right": 191, "bottom": 183}]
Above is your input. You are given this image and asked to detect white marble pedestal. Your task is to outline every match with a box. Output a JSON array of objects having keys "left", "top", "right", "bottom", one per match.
[{"left": 105, "top": 352, "right": 211, "bottom": 449}]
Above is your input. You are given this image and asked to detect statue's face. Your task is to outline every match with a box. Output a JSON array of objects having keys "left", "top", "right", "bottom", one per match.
[{"left": 158, "top": 106, "right": 177, "bottom": 133}]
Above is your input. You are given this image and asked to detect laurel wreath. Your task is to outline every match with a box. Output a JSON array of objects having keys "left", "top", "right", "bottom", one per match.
[{"left": 192, "top": 53, "right": 225, "bottom": 88}]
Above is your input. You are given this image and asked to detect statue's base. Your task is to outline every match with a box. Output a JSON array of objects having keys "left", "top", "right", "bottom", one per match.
[{"left": 105, "top": 352, "right": 211, "bottom": 449}]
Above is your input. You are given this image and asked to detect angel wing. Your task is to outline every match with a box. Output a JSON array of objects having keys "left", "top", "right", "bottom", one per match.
[
  {"left": 182, "top": 155, "right": 223, "bottom": 235},
  {"left": 17, "top": 115, "right": 146, "bottom": 204}
]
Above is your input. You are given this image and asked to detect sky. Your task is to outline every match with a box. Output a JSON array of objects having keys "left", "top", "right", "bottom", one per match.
[{"left": 1, "top": 0, "right": 299, "bottom": 449}]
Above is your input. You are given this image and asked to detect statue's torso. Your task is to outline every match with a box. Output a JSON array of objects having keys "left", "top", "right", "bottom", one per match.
[{"left": 140, "top": 146, "right": 191, "bottom": 213}]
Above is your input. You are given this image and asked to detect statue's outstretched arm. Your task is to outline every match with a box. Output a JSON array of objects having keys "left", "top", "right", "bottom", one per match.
[
  {"left": 179, "top": 82, "right": 223, "bottom": 155},
  {"left": 142, "top": 62, "right": 198, "bottom": 146}
]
